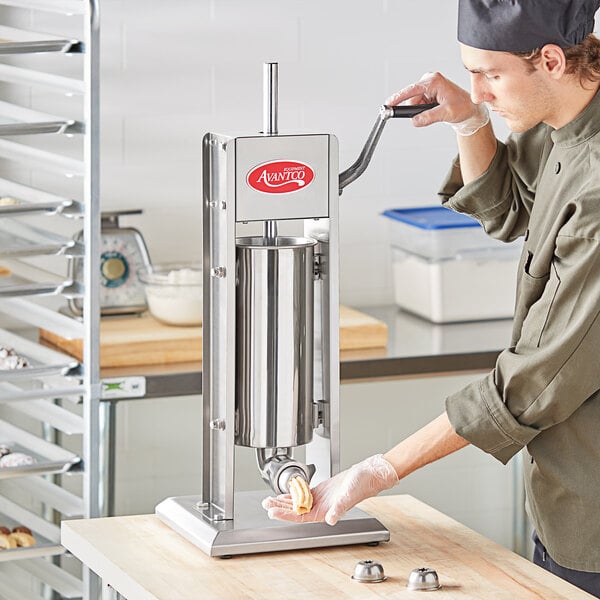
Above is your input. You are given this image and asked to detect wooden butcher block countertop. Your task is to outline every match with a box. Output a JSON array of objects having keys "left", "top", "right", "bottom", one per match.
[{"left": 60, "top": 495, "right": 594, "bottom": 600}]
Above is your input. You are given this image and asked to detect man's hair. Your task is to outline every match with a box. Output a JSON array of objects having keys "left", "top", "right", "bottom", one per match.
[{"left": 514, "top": 34, "right": 600, "bottom": 85}]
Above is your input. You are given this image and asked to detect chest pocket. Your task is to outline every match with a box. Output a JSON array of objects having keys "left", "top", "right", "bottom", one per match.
[{"left": 516, "top": 253, "right": 561, "bottom": 349}]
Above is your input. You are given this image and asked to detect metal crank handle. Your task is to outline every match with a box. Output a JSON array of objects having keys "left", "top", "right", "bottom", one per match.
[
  {"left": 338, "top": 102, "right": 439, "bottom": 193},
  {"left": 381, "top": 103, "right": 439, "bottom": 119}
]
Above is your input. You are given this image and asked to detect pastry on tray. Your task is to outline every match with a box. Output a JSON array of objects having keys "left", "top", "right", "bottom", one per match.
[
  {"left": 0, "top": 525, "right": 36, "bottom": 549},
  {"left": 0, "top": 452, "right": 36, "bottom": 468},
  {"left": 0, "top": 345, "right": 29, "bottom": 370},
  {"left": 12, "top": 526, "right": 32, "bottom": 535},
  {"left": 0, "top": 533, "right": 17, "bottom": 549},
  {"left": 9, "top": 531, "right": 35, "bottom": 547}
]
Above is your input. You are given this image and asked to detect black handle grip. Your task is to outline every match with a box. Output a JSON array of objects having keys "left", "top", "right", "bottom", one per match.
[{"left": 384, "top": 103, "right": 439, "bottom": 117}]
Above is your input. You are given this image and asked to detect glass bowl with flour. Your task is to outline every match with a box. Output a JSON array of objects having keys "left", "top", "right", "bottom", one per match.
[{"left": 139, "top": 263, "right": 202, "bottom": 326}]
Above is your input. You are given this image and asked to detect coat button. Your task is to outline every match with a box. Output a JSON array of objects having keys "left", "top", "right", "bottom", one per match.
[{"left": 554, "top": 162, "right": 561, "bottom": 174}]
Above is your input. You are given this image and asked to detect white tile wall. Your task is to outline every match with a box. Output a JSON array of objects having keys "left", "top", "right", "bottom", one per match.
[{"left": 91, "top": 0, "right": 470, "bottom": 306}]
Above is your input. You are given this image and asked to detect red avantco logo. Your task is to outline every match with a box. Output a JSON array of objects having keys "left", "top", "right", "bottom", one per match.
[{"left": 246, "top": 160, "right": 314, "bottom": 194}]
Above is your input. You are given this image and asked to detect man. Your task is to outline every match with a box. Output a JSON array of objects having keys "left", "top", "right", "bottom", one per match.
[{"left": 263, "top": 0, "right": 600, "bottom": 596}]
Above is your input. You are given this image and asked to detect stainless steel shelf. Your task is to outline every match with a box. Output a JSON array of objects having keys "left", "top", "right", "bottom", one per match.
[
  {"left": 340, "top": 305, "right": 511, "bottom": 381},
  {"left": 0, "top": 441, "right": 80, "bottom": 479},
  {"left": 0, "top": 510, "right": 64, "bottom": 562},
  {"left": 0, "top": 40, "right": 81, "bottom": 55},
  {"left": 0, "top": 178, "right": 81, "bottom": 217},
  {"left": 0, "top": 100, "right": 80, "bottom": 136},
  {"left": 0, "top": 261, "right": 81, "bottom": 298},
  {"left": 0, "top": 25, "right": 82, "bottom": 55},
  {"left": 0, "top": 120, "right": 73, "bottom": 135},
  {"left": 0, "top": 328, "right": 79, "bottom": 380},
  {"left": 0, "top": 199, "right": 80, "bottom": 216},
  {"left": 0, "top": 279, "right": 80, "bottom": 297},
  {"left": 0, "top": 219, "right": 82, "bottom": 258},
  {"left": 0, "top": 420, "right": 81, "bottom": 479},
  {"left": 0, "top": 1, "right": 85, "bottom": 16}
]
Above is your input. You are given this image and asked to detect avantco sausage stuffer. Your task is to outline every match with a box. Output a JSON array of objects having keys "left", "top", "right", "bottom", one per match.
[{"left": 156, "top": 64, "right": 435, "bottom": 557}]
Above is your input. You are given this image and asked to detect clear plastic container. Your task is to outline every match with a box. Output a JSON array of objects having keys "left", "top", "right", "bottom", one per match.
[{"left": 391, "top": 247, "right": 519, "bottom": 323}]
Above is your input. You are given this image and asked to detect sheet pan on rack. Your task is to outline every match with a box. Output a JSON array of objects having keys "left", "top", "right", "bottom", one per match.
[
  {"left": 0, "top": 177, "right": 80, "bottom": 216},
  {"left": 0, "top": 328, "right": 79, "bottom": 380},
  {"left": 0, "top": 219, "right": 82, "bottom": 257},
  {"left": 0, "top": 420, "right": 81, "bottom": 480},
  {"left": 0, "top": 259, "right": 80, "bottom": 298},
  {"left": 0, "top": 511, "right": 64, "bottom": 561}
]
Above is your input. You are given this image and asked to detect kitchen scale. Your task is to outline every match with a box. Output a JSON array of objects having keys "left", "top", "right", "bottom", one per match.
[{"left": 69, "top": 209, "right": 152, "bottom": 316}]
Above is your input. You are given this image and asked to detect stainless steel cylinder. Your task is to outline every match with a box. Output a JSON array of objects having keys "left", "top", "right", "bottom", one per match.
[{"left": 235, "top": 236, "right": 316, "bottom": 448}]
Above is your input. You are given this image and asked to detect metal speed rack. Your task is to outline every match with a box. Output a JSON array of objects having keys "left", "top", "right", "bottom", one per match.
[{"left": 0, "top": 1, "right": 100, "bottom": 599}]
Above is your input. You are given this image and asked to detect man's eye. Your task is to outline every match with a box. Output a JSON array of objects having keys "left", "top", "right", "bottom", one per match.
[{"left": 485, "top": 74, "right": 499, "bottom": 81}]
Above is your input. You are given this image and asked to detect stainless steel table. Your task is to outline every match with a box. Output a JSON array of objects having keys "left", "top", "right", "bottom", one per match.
[{"left": 98, "top": 306, "right": 513, "bottom": 515}]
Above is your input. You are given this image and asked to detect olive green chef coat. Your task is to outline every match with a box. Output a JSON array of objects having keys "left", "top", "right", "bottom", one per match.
[{"left": 438, "top": 89, "right": 600, "bottom": 572}]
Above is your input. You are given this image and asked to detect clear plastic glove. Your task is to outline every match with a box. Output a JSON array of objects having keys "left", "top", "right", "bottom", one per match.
[
  {"left": 386, "top": 72, "right": 489, "bottom": 136},
  {"left": 449, "top": 103, "right": 490, "bottom": 136},
  {"left": 261, "top": 454, "right": 399, "bottom": 526}
]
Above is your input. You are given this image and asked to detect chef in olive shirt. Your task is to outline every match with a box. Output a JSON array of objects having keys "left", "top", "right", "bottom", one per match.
[{"left": 263, "top": 0, "right": 600, "bottom": 596}]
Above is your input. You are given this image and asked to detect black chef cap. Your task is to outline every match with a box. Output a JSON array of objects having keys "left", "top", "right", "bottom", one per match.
[{"left": 458, "top": 0, "right": 600, "bottom": 52}]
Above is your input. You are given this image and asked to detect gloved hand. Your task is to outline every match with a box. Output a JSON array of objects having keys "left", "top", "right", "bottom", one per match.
[
  {"left": 261, "top": 454, "right": 399, "bottom": 526},
  {"left": 386, "top": 72, "right": 489, "bottom": 136}
]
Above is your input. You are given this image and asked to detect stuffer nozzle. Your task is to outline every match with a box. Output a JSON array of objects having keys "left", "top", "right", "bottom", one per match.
[{"left": 256, "top": 448, "right": 316, "bottom": 495}]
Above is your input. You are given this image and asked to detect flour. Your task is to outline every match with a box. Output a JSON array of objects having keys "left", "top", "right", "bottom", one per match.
[
  {"left": 144, "top": 267, "right": 202, "bottom": 326},
  {"left": 392, "top": 250, "right": 518, "bottom": 323}
]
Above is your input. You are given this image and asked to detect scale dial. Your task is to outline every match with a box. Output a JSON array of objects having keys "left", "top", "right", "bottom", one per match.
[
  {"left": 98, "top": 229, "right": 150, "bottom": 311},
  {"left": 69, "top": 212, "right": 152, "bottom": 316}
]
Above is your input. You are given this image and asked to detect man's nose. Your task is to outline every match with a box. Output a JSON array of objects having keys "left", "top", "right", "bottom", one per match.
[{"left": 470, "top": 76, "right": 489, "bottom": 104}]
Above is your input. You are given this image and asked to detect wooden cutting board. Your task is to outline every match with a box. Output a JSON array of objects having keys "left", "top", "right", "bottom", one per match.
[
  {"left": 40, "top": 315, "right": 203, "bottom": 368},
  {"left": 39, "top": 305, "right": 387, "bottom": 367},
  {"left": 339, "top": 305, "right": 388, "bottom": 350}
]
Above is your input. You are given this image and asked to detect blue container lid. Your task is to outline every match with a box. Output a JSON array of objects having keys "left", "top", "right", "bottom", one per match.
[{"left": 382, "top": 206, "right": 481, "bottom": 230}]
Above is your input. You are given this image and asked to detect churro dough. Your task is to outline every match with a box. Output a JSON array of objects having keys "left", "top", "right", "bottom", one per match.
[{"left": 288, "top": 476, "right": 313, "bottom": 515}]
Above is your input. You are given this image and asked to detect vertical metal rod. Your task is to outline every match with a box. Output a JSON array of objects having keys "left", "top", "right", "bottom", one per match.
[
  {"left": 263, "top": 62, "right": 278, "bottom": 243},
  {"left": 265, "top": 220, "right": 277, "bottom": 240},
  {"left": 84, "top": 1, "right": 103, "bottom": 598},
  {"left": 98, "top": 399, "right": 117, "bottom": 516},
  {"left": 263, "top": 62, "right": 278, "bottom": 136}
]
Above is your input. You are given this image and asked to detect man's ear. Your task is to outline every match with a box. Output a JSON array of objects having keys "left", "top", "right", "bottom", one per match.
[{"left": 539, "top": 44, "right": 566, "bottom": 79}]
